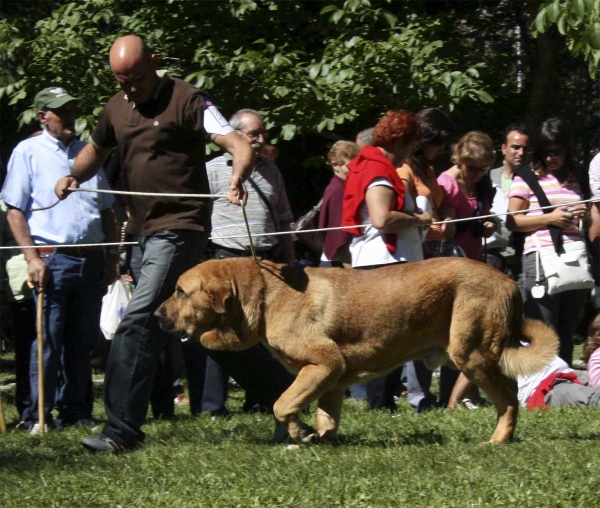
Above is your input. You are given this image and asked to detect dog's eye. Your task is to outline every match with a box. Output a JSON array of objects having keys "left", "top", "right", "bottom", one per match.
[{"left": 176, "top": 288, "right": 186, "bottom": 298}]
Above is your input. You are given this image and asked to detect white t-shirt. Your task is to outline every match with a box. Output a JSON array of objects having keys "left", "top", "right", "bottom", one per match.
[
  {"left": 484, "top": 183, "right": 509, "bottom": 251},
  {"left": 350, "top": 178, "right": 424, "bottom": 268},
  {"left": 517, "top": 355, "right": 572, "bottom": 407}
]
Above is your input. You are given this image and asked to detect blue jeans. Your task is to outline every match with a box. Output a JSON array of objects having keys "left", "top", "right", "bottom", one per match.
[
  {"left": 406, "top": 361, "right": 460, "bottom": 412},
  {"left": 182, "top": 340, "right": 230, "bottom": 415},
  {"left": 102, "top": 229, "right": 209, "bottom": 446},
  {"left": 128, "top": 242, "right": 181, "bottom": 420},
  {"left": 24, "top": 252, "right": 105, "bottom": 426}
]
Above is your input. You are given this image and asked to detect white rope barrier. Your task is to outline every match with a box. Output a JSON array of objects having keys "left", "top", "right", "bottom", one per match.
[
  {"left": 30, "top": 187, "right": 224, "bottom": 211},
  {"left": 2, "top": 186, "right": 597, "bottom": 252},
  {"left": 0, "top": 242, "right": 139, "bottom": 251},
  {"left": 72, "top": 187, "right": 225, "bottom": 199}
]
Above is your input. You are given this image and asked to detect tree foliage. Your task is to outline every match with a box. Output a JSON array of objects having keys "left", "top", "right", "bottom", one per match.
[
  {"left": 532, "top": 0, "right": 600, "bottom": 77},
  {"left": 0, "top": 0, "right": 491, "bottom": 142},
  {"left": 0, "top": 0, "right": 598, "bottom": 214}
]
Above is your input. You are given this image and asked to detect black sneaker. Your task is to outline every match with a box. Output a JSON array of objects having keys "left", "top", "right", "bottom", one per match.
[{"left": 81, "top": 434, "right": 129, "bottom": 454}]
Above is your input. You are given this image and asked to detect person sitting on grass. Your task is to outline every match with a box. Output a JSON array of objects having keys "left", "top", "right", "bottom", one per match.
[
  {"left": 449, "top": 319, "right": 600, "bottom": 411},
  {"left": 584, "top": 313, "right": 600, "bottom": 388}
]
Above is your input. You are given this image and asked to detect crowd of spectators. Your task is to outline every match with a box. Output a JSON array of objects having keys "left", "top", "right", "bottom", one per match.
[{"left": 1, "top": 34, "right": 599, "bottom": 452}]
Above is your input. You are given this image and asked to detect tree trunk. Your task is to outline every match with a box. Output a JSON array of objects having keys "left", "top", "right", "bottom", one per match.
[{"left": 525, "top": 1, "right": 558, "bottom": 129}]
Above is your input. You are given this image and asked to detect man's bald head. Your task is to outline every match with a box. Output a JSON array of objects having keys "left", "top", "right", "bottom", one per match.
[
  {"left": 109, "top": 35, "right": 159, "bottom": 104},
  {"left": 109, "top": 36, "right": 150, "bottom": 72}
]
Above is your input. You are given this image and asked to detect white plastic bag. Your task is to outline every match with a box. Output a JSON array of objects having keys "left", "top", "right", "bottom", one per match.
[
  {"left": 100, "top": 277, "right": 133, "bottom": 340},
  {"left": 415, "top": 195, "right": 432, "bottom": 242}
]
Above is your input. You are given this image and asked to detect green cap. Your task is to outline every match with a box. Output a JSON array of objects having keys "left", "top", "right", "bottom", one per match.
[{"left": 34, "top": 87, "right": 78, "bottom": 111}]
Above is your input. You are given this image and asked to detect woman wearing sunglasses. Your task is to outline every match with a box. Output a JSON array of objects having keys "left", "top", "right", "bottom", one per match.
[
  {"left": 431, "top": 132, "right": 498, "bottom": 410},
  {"left": 437, "top": 131, "right": 498, "bottom": 262},
  {"left": 507, "top": 118, "right": 590, "bottom": 366}
]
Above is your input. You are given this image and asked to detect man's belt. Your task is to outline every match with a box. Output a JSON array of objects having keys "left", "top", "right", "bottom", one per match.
[
  {"left": 213, "top": 245, "right": 273, "bottom": 258},
  {"left": 38, "top": 246, "right": 105, "bottom": 257}
]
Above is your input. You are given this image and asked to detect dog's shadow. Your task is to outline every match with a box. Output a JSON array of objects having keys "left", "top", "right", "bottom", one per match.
[
  {"left": 306, "top": 430, "right": 447, "bottom": 448},
  {"left": 260, "top": 262, "right": 310, "bottom": 293}
]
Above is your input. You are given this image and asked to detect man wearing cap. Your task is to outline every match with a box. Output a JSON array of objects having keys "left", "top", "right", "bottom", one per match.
[
  {"left": 1, "top": 86, "right": 119, "bottom": 433},
  {"left": 54, "top": 35, "right": 294, "bottom": 453}
]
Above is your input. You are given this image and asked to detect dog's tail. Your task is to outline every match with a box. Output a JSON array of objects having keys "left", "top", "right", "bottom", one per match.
[{"left": 499, "top": 318, "right": 559, "bottom": 379}]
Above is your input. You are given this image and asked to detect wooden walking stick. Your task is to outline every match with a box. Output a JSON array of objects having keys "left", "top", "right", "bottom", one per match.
[
  {"left": 36, "top": 283, "right": 45, "bottom": 435},
  {"left": 0, "top": 391, "right": 7, "bottom": 434}
]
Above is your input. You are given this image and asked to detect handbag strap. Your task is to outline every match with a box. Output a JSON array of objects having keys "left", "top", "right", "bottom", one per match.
[
  {"left": 294, "top": 198, "right": 323, "bottom": 231},
  {"left": 532, "top": 232, "right": 543, "bottom": 284},
  {"left": 516, "top": 166, "right": 563, "bottom": 254},
  {"left": 246, "top": 175, "right": 279, "bottom": 230}
]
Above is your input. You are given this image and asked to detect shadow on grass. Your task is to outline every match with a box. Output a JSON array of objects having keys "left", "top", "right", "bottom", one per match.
[{"left": 333, "top": 429, "right": 446, "bottom": 447}]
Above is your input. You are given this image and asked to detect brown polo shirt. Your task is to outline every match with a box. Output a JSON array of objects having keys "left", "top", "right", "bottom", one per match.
[{"left": 91, "top": 77, "right": 211, "bottom": 236}]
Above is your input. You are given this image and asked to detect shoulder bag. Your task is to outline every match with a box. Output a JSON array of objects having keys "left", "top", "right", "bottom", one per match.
[
  {"left": 519, "top": 167, "right": 594, "bottom": 297},
  {"left": 293, "top": 199, "right": 324, "bottom": 254}
]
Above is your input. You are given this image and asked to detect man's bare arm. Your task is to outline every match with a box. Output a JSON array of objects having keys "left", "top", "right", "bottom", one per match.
[
  {"left": 213, "top": 131, "right": 254, "bottom": 205},
  {"left": 54, "top": 144, "right": 111, "bottom": 200},
  {"left": 6, "top": 207, "right": 47, "bottom": 285}
]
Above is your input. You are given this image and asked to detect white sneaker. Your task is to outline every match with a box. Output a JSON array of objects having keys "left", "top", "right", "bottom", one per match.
[{"left": 29, "top": 423, "right": 49, "bottom": 436}]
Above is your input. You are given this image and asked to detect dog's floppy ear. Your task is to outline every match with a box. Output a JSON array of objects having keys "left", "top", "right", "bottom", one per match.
[{"left": 205, "top": 283, "right": 231, "bottom": 314}]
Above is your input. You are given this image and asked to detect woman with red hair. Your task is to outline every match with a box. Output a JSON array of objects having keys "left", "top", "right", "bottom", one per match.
[
  {"left": 342, "top": 110, "right": 431, "bottom": 269},
  {"left": 342, "top": 110, "right": 431, "bottom": 410}
]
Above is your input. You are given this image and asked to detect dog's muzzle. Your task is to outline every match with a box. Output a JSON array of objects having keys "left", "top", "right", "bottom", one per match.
[{"left": 154, "top": 304, "right": 177, "bottom": 335}]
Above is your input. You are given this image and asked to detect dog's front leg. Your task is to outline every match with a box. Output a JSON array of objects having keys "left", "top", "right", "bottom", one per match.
[{"left": 273, "top": 363, "right": 344, "bottom": 443}]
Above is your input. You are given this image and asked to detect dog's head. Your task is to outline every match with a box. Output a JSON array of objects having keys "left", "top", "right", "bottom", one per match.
[{"left": 155, "top": 258, "right": 265, "bottom": 351}]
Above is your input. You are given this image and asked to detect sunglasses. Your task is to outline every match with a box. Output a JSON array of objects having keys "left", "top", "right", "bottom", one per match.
[
  {"left": 544, "top": 149, "right": 566, "bottom": 159},
  {"left": 464, "top": 164, "right": 488, "bottom": 173}
]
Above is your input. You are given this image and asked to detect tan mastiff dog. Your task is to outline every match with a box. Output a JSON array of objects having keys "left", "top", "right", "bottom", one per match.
[{"left": 155, "top": 257, "right": 558, "bottom": 444}]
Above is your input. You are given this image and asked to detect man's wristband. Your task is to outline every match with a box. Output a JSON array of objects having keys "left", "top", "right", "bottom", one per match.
[{"left": 69, "top": 174, "right": 81, "bottom": 183}]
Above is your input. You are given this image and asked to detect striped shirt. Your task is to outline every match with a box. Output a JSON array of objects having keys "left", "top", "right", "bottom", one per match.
[
  {"left": 508, "top": 173, "right": 584, "bottom": 254},
  {"left": 207, "top": 155, "right": 293, "bottom": 251},
  {"left": 1, "top": 129, "right": 114, "bottom": 245}
]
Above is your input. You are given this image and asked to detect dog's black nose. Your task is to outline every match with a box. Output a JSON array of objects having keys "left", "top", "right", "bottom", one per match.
[{"left": 154, "top": 305, "right": 172, "bottom": 331}]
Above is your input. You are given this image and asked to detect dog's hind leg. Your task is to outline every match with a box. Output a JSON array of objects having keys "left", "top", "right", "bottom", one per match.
[
  {"left": 316, "top": 387, "right": 345, "bottom": 441},
  {"left": 273, "top": 360, "right": 345, "bottom": 443},
  {"left": 453, "top": 350, "right": 519, "bottom": 444},
  {"left": 473, "top": 366, "right": 519, "bottom": 444}
]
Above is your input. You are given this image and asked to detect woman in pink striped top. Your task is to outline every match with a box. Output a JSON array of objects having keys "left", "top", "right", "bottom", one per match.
[{"left": 507, "top": 118, "right": 590, "bottom": 365}]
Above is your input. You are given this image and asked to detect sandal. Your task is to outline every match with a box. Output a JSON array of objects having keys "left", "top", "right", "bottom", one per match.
[{"left": 461, "top": 398, "right": 479, "bottom": 410}]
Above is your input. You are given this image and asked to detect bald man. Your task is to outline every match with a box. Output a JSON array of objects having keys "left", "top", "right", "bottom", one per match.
[{"left": 55, "top": 35, "right": 294, "bottom": 453}]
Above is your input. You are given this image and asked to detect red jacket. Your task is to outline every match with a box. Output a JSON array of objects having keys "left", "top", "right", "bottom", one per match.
[
  {"left": 341, "top": 145, "right": 406, "bottom": 253},
  {"left": 527, "top": 371, "right": 581, "bottom": 410}
]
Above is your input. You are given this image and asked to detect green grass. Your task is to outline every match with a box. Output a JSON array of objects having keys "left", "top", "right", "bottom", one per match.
[{"left": 1, "top": 350, "right": 600, "bottom": 507}]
